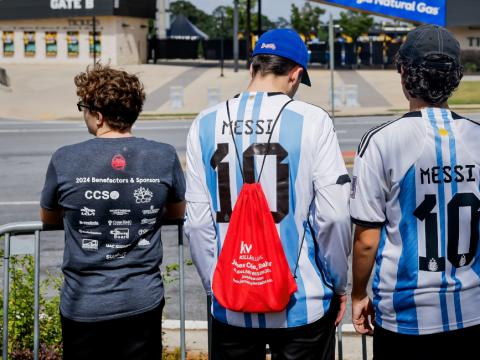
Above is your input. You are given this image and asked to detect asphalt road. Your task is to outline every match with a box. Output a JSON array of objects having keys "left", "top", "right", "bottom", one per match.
[{"left": 1, "top": 113, "right": 479, "bottom": 322}]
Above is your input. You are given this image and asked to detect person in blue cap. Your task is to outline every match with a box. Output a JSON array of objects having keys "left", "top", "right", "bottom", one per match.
[{"left": 185, "top": 28, "right": 351, "bottom": 359}]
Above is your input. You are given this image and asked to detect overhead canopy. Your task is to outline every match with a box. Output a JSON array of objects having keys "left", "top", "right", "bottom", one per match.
[
  {"left": 311, "top": 0, "right": 447, "bottom": 26},
  {"left": 168, "top": 14, "right": 209, "bottom": 40}
]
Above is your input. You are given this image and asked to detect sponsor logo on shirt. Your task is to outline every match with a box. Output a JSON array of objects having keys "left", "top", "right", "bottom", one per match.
[
  {"left": 133, "top": 187, "right": 153, "bottom": 204},
  {"left": 79, "top": 220, "right": 99, "bottom": 226},
  {"left": 105, "top": 243, "right": 130, "bottom": 249},
  {"left": 109, "top": 228, "right": 129, "bottom": 240},
  {"left": 79, "top": 229, "right": 102, "bottom": 235},
  {"left": 108, "top": 220, "right": 132, "bottom": 226},
  {"left": 111, "top": 154, "right": 127, "bottom": 171},
  {"left": 81, "top": 207, "right": 95, "bottom": 216},
  {"left": 109, "top": 209, "right": 131, "bottom": 216},
  {"left": 138, "top": 239, "right": 151, "bottom": 247},
  {"left": 82, "top": 239, "right": 98, "bottom": 251},
  {"left": 141, "top": 218, "right": 156, "bottom": 225},
  {"left": 138, "top": 229, "right": 149, "bottom": 236},
  {"left": 106, "top": 252, "right": 127, "bottom": 260},
  {"left": 142, "top": 205, "right": 160, "bottom": 215},
  {"left": 84, "top": 190, "right": 120, "bottom": 200}
]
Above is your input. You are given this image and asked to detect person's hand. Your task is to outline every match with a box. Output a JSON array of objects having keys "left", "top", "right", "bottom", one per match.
[
  {"left": 352, "top": 295, "right": 375, "bottom": 336},
  {"left": 334, "top": 294, "right": 347, "bottom": 326}
]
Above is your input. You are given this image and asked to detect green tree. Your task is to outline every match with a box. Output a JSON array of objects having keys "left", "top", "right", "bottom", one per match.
[
  {"left": 338, "top": 10, "right": 374, "bottom": 42},
  {"left": 169, "top": 0, "right": 217, "bottom": 37},
  {"left": 290, "top": 3, "right": 325, "bottom": 38}
]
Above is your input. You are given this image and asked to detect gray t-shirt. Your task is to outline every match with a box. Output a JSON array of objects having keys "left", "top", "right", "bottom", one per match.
[{"left": 41, "top": 137, "right": 185, "bottom": 322}]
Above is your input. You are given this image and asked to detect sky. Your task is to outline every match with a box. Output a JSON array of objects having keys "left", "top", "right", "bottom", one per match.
[{"left": 187, "top": 0, "right": 344, "bottom": 21}]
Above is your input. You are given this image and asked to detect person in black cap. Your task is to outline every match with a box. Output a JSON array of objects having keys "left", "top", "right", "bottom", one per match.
[
  {"left": 350, "top": 24, "right": 480, "bottom": 359},
  {"left": 185, "top": 28, "right": 351, "bottom": 359}
]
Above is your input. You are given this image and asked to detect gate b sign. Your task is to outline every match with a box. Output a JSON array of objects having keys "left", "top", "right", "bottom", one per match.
[{"left": 316, "top": 0, "right": 446, "bottom": 26}]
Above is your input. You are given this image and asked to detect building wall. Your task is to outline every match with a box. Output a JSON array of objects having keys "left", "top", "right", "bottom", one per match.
[
  {"left": 0, "top": 16, "right": 149, "bottom": 65},
  {"left": 449, "top": 27, "right": 480, "bottom": 51},
  {"left": 115, "top": 17, "right": 149, "bottom": 65}
]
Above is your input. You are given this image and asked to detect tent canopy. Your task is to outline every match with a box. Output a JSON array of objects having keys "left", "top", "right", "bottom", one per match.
[{"left": 169, "top": 14, "right": 209, "bottom": 40}]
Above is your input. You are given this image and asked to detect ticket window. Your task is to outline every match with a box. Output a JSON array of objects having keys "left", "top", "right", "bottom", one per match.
[
  {"left": 89, "top": 31, "right": 101, "bottom": 57},
  {"left": 2, "top": 31, "right": 15, "bottom": 57},
  {"left": 24, "top": 31, "right": 36, "bottom": 57},
  {"left": 67, "top": 31, "right": 80, "bottom": 57},
  {"left": 46, "top": 32, "right": 58, "bottom": 57}
]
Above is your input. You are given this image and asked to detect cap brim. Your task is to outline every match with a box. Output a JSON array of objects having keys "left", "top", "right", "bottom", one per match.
[{"left": 301, "top": 69, "right": 311, "bottom": 87}]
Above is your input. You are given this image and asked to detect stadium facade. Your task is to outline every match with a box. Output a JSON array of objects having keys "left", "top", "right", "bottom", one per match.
[{"left": 0, "top": 0, "right": 155, "bottom": 65}]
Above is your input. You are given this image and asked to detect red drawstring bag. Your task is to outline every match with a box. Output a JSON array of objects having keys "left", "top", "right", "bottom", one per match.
[
  {"left": 212, "top": 182, "right": 297, "bottom": 312},
  {"left": 212, "top": 99, "right": 297, "bottom": 313}
]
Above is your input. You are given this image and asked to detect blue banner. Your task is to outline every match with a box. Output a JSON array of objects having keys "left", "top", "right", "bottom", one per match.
[{"left": 317, "top": 0, "right": 446, "bottom": 26}]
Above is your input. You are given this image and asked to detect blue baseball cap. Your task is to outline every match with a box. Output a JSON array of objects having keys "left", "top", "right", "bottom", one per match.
[{"left": 253, "top": 29, "right": 311, "bottom": 87}]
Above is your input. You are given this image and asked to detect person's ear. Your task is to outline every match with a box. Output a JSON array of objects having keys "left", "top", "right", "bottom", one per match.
[
  {"left": 95, "top": 112, "right": 104, "bottom": 127},
  {"left": 289, "top": 66, "right": 303, "bottom": 85}
]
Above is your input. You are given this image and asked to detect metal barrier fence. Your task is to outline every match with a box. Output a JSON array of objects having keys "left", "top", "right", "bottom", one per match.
[
  {"left": 1, "top": 220, "right": 368, "bottom": 360},
  {"left": 1, "top": 220, "right": 186, "bottom": 360}
]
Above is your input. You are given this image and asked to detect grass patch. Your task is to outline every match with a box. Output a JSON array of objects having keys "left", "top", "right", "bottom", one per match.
[{"left": 450, "top": 81, "right": 480, "bottom": 105}]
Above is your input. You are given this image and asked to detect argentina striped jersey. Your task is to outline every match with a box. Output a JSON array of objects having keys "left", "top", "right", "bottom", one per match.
[
  {"left": 350, "top": 108, "right": 480, "bottom": 335},
  {"left": 185, "top": 92, "right": 351, "bottom": 328}
]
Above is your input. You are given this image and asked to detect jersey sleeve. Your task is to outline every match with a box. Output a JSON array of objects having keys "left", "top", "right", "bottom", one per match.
[
  {"left": 310, "top": 112, "right": 352, "bottom": 295},
  {"left": 184, "top": 115, "right": 217, "bottom": 294},
  {"left": 185, "top": 116, "right": 209, "bottom": 203},
  {"left": 349, "top": 138, "right": 388, "bottom": 228},
  {"left": 312, "top": 114, "right": 350, "bottom": 189},
  {"left": 40, "top": 156, "right": 60, "bottom": 210}
]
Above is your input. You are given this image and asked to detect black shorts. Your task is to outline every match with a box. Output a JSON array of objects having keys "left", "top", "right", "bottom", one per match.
[
  {"left": 373, "top": 323, "right": 480, "bottom": 360},
  {"left": 212, "top": 304, "right": 337, "bottom": 360},
  {"left": 61, "top": 299, "right": 165, "bottom": 360}
]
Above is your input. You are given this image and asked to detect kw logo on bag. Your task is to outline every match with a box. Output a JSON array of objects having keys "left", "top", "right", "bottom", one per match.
[{"left": 240, "top": 241, "right": 252, "bottom": 254}]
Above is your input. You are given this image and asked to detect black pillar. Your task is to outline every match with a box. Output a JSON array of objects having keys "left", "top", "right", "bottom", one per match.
[
  {"left": 258, "top": 0, "right": 262, "bottom": 34},
  {"left": 246, "top": 0, "right": 251, "bottom": 68}
]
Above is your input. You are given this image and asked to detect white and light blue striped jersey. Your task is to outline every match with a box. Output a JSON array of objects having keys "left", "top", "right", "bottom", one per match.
[
  {"left": 350, "top": 108, "right": 480, "bottom": 335},
  {"left": 185, "top": 92, "right": 351, "bottom": 328}
]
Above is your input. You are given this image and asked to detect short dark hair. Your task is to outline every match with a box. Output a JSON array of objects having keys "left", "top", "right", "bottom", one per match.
[
  {"left": 395, "top": 53, "right": 463, "bottom": 105},
  {"left": 251, "top": 54, "right": 298, "bottom": 78},
  {"left": 74, "top": 63, "right": 146, "bottom": 131}
]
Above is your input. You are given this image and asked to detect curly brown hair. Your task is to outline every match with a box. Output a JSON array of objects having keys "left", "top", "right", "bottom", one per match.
[{"left": 74, "top": 64, "right": 146, "bottom": 131}]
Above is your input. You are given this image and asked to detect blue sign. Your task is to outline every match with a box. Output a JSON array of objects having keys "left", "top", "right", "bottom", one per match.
[{"left": 317, "top": 0, "right": 446, "bottom": 26}]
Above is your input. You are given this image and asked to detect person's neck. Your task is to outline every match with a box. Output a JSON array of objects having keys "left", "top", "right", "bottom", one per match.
[
  {"left": 246, "top": 76, "right": 290, "bottom": 97},
  {"left": 409, "top": 99, "right": 449, "bottom": 112},
  {"left": 96, "top": 128, "right": 133, "bottom": 138}
]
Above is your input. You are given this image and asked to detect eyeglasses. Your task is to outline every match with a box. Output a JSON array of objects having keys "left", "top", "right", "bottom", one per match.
[{"left": 77, "top": 102, "right": 92, "bottom": 112}]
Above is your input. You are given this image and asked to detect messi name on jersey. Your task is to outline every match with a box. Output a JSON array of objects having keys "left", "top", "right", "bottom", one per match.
[
  {"left": 222, "top": 120, "right": 275, "bottom": 135},
  {"left": 420, "top": 164, "right": 476, "bottom": 185}
]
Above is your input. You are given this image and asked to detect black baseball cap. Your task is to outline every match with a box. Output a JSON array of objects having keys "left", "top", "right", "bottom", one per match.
[{"left": 398, "top": 25, "right": 461, "bottom": 65}]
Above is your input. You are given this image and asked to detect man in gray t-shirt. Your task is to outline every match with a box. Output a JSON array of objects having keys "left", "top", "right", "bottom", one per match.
[{"left": 41, "top": 64, "right": 185, "bottom": 360}]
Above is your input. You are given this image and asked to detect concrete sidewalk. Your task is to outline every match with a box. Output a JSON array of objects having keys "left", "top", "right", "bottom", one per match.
[
  {"left": 2, "top": 62, "right": 479, "bottom": 121},
  {"left": 0, "top": 62, "right": 410, "bottom": 121}
]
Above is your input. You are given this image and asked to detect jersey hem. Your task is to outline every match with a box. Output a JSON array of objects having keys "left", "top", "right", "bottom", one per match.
[
  {"left": 59, "top": 297, "right": 164, "bottom": 323},
  {"left": 351, "top": 217, "right": 385, "bottom": 228},
  {"left": 211, "top": 305, "right": 331, "bottom": 329},
  {"left": 379, "top": 316, "right": 480, "bottom": 335}
]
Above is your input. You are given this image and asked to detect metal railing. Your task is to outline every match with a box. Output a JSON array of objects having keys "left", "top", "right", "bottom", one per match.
[
  {"left": 1, "top": 220, "right": 186, "bottom": 360},
  {"left": 2, "top": 220, "right": 368, "bottom": 360}
]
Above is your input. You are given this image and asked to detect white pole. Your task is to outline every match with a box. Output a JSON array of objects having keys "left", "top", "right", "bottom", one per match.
[
  {"left": 329, "top": 13, "right": 335, "bottom": 123},
  {"left": 233, "top": 0, "right": 239, "bottom": 72}
]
